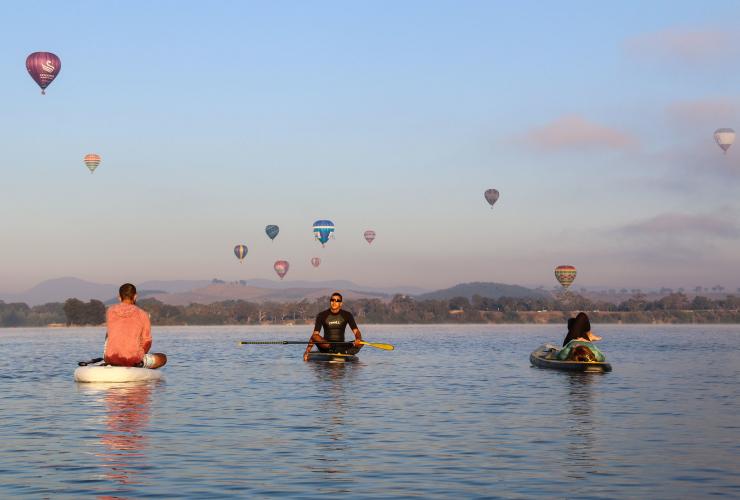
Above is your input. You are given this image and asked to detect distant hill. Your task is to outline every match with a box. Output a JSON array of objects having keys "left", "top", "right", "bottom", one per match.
[
  {"left": 0, "top": 277, "right": 420, "bottom": 306},
  {"left": 416, "top": 282, "right": 551, "bottom": 301},
  {"left": 148, "top": 283, "right": 390, "bottom": 306}
]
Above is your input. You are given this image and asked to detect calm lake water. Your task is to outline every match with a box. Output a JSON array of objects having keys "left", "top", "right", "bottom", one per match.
[{"left": 0, "top": 324, "right": 738, "bottom": 498}]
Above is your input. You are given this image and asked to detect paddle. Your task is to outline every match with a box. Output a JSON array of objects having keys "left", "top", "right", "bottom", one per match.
[
  {"left": 239, "top": 340, "right": 394, "bottom": 351},
  {"left": 78, "top": 357, "right": 104, "bottom": 366}
]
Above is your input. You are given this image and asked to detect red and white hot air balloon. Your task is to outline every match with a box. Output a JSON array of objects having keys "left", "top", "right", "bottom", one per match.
[
  {"left": 311, "top": 257, "right": 321, "bottom": 268},
  {"left": 363, "top": 230, "right": 376, "bottom": 244},
  {"left": 274, "top": 260, "right": 289, "bottom": 279}
]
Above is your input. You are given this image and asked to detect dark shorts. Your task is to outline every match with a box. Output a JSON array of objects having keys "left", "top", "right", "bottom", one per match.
[{"left": 318, "top": 342, "right": 360, "bottom": 355}]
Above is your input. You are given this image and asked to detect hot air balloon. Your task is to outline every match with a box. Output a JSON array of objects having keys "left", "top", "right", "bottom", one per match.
[
  {"left": 312, "top": 220, "right": 335, "bottom": 247},
  {"left": 234, "top": 244, "right": 248, "bottom": 263},
  {"left": 364, "top": 230, "right": 376, "bottom": 244},
  {"left": 311, "top": 257, "right": 321, "bottom": 268},
  {"left": 84, "top": 154, "right": 101, "bottom": 173},
  {"left": 484, "top": 188, "right": 500, "bottom": 208},
  {"left": 714, "top": 128, "right": 735, "bottom": 154},
  {"left": 274, "top": 260, "right": 289, "bottom": 279},
  {"left": 265, "top": 225, "right": 279, "bottom": 241},
  {"left": 554, "top": 265, "right": 577, "bottom": 290},
  {"left": 26, "top": 52, "right": 61, "bottom": 94}
]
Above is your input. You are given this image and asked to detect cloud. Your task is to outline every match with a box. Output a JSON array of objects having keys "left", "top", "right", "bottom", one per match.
[
  {"left": 519, "top": 115, "right": 638, "bottom": 152},
  {"left": 617, "top": 211, "right": 740, "bottom": 239},
  {"left": 665, "top": 98, "right": 739, "bottom": 130},
  {"left": 625, "top": 28, "right": 739, "bottom": 66}
]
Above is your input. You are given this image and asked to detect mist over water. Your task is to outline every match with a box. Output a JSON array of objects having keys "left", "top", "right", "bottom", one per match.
[{"left": 0, "top": 325, "right": 738, "bottom": 498}]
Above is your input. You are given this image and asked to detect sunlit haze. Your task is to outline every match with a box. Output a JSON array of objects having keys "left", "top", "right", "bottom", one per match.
[{"left": 3, "top": 1, "right": 740, "bottom": 293}]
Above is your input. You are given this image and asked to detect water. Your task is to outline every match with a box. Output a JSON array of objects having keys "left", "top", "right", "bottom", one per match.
[{"left": 0, "top": 324, "right": 738, "bottom": 498}]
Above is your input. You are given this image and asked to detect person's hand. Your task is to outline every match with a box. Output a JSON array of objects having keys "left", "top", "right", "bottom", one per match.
[
  {"left": 303, "top": 352, "right": 310, "bottom": 362},
  {"left": 353, "top": 338, "right": 363, "bottom": 347}
]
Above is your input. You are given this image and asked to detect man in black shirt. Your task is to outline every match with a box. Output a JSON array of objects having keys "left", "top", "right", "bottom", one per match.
[{"left": 304, "top": 292, "right": 363, "bottom": 361}]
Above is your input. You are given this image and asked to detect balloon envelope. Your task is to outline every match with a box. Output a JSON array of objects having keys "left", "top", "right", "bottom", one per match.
[
  {"left": 274, "top": 260, "right": 289, "bottom": 279},
  {"left": 26, "top": 52, "right": 61, "bottom": 94},
  {"left": 714, "top": 128, "right": 735, "bottom": 154},
  {"left": 234, "top": 245, "right": 248, "bottom": 262},
  {"left": 484, "top": 189, "right": 500, "bottom": 208},
  {"left": 312, "top": 220, "right": 335, "bottom": 246},
  {"left": 363, "top": 230, "right": 376, "bottom": 244},
  {"left": 311, "top": 257, "right": 321, "bottom": 268},
  {"left": 84, "top": 154, "right": 101, "bottom": 173},
  {"left": 265, "top": 225, "right": 279, "bottom": 241},
  {"left": 554, "top": 265, "right": 577, "bottom": 289}
]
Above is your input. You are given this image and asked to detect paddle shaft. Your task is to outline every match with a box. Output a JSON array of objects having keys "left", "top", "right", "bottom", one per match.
[{"left": 240, "top": 340, "right": 394, "bottom": 350}]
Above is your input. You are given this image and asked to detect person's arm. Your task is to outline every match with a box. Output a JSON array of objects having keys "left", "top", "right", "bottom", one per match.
[
  {"left": 304, "top": 313, "right": 325, "bottom": 361},
  {"left": 141, "top": 310, "right": 152, "bottom": 353},
  {"left": 304, "top": 330, "right": 322, "bottom": 361},
  {"left": 587, "top": 331, "right": 602, "bottom": 342},
  {"left": 346, "top": 311, "right": 362, "bottom": 346}
]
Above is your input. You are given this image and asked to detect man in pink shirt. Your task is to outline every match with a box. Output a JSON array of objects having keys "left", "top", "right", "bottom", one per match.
[{"left": 104, "top": 283, "right": 167, "bottom": 368}]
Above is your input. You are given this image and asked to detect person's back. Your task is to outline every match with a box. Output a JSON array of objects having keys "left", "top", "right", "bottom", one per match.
[{"left": 104, "top": 301, "right": 151, "bottom": 366}]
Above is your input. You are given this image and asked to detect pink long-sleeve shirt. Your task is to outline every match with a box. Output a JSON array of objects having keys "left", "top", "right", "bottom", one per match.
[{"left": 104, "top": 303, "right": 152, "bottom": 366}]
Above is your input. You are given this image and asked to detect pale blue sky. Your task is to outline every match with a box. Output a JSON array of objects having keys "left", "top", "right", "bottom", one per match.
[{"left": 2, "top": 1, "right": 740, "bottom": 292}]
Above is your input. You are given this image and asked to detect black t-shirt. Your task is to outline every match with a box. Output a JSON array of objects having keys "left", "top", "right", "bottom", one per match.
[{"left": 313, "top": 309, "right": 358, "bottom": 342}]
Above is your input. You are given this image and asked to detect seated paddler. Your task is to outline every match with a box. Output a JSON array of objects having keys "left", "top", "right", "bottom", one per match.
[
  {"left": 304, "top": 292, "right": 363, "bottom": 361},
  {"left": 104, "top": 283, "right": 167, "bottom": 369},
  {"left": 558, "top": 312, "right": 605, "bottom": 362}
]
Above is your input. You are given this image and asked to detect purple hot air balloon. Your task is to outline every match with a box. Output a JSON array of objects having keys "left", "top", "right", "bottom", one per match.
[{"left": 26, "top": 52, "right": 61, "bottom": 95}]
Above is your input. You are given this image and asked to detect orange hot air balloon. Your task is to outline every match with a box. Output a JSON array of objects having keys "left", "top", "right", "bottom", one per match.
[
  {"left": 84, "top": 154, "right": 101, "bottom": 173},
  {"left": 274, "top": 260, "right": 289, "bottom": 279},
  {"left": 554, "top": 265, "right": 577, "bottom": 290}
]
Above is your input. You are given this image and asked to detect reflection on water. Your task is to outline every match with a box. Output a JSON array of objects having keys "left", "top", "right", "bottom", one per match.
[
  {"left": 78, "top": 382, "right": 158, "bottom": 493},
  {"left": 563, "top": 373, "right": 599, "bottom": 481},
  {"left": 308, "top": 362, "right": 360, "bottom": 494}
]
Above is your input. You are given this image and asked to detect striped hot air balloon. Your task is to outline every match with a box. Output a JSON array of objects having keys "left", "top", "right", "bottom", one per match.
[
  {"left": 312, "top": 220, "right": 335, "bottom": 247},
  {"left": 311, "top": 257, "right": 321, "bottom": 268},
  {"left": 364, "top": 230, "right": 376, "bottom": 244},
  {"left": 234, "top": 244, "right": 248, "bottom": 263},
  {"left": 554, "top": 265, "right": 577, "bottom": 290},
  {"left": 84, "top": 154, "right": 101, "bottom": 173},
  {"left": 274, "top": 260, "right": 289, "bottom": 279}
]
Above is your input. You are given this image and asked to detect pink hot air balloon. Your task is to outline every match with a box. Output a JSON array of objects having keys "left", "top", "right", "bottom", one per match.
[
  {"left": 274, "top": 260, "right": 289, "bottom": 280},
  {"left": 311, "top": 257, "right": 321, "bottom": 268},
  {"left": 363, "top": 230, "right": 376, "bottom": 244},
  {"left": 26, "top": 52, "right": 61, "bottom": 94}
]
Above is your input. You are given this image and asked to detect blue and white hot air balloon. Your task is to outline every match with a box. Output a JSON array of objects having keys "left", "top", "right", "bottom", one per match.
[
  {"left": 265, "top": 225, "right": 279, "bottom": 241},
  {"left": 312, "top": 220, "right": 335, "bottom": 247}
]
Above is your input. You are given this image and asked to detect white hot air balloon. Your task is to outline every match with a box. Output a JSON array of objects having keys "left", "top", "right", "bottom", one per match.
[{"left": 714, "top": 128, "right": 735, "bottom": 154}]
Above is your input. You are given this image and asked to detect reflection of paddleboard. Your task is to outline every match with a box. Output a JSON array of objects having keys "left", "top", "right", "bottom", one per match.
[
  {"left": 529, "top": 344, "right": 612, "bottom": 373},
  {"left": 307, "top": 352, "right": 358, "bottom": 363},
  {"left": 74, "top": 365, "right": 164, "bottom": 383}
]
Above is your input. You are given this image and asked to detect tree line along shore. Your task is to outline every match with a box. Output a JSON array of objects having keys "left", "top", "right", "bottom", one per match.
[{"left": 2, "top": 292, "right": 740, "bottom": 327}]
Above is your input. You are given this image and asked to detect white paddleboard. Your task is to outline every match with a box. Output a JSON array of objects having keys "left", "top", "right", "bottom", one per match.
[{"left": 74, "top": 365, "right": 164, "bottom": 383}]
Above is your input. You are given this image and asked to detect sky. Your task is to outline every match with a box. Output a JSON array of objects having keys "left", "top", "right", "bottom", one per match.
[{"left": 2, "top": 0, "right": 740, "bottom": 292}]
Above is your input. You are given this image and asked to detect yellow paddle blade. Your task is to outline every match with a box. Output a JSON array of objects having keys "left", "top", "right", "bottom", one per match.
[{"left": 359, "top": 341, "right": 394, "bottom": 351}]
